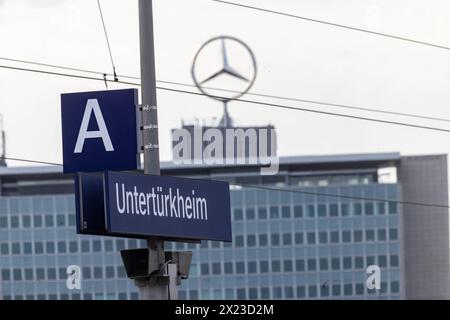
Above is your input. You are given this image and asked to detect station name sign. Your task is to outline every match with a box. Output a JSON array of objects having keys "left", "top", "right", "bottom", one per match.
[{"left": 76, "top": 171, "right": 232, "bottom": 242}]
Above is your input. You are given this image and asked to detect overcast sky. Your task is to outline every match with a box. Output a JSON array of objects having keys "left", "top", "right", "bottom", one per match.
[{"left": 0, "top": 0, "right": 450, "bottom": 168}]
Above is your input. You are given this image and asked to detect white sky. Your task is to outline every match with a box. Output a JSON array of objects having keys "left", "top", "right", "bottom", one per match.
[{"left": 0, "top": 0, "right": 450, "bottom": 168}]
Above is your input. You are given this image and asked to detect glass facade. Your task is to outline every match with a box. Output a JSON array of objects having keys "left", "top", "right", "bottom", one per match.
[{"left": 0, "top": 183, "right": 401, "bottom": 300}]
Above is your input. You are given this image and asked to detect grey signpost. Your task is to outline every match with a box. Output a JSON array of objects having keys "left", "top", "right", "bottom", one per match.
[{"left": 137, "top": 0, "right": 169, "bottom": 300}]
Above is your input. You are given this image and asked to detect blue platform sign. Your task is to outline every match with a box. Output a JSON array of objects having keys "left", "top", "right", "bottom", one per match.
[
  {"left": 61, "top": 89, "right": 139, "bottom": 173},
  {"left": 104, "top": 171, "right": 232, "bottom": 241}
]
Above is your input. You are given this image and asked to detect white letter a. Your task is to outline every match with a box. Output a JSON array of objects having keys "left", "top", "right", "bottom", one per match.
[{"left": 74, "top": 99, "right": 114, "bottom": 153}]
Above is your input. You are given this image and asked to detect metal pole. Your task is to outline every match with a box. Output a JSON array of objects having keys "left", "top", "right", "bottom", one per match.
[{"left": 138, "top": 0, "right": 168, "bottom": 300}]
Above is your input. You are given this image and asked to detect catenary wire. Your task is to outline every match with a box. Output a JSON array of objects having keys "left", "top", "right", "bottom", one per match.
[
  {"left": 2, "top": 56, "right": 450, "bottom": 123},
  {"left": 211, "top": 0, "right": 450, "bottom": 51},
  {"left": 2, "top": 63, "right": 450, "bottom": 134},
  {"left": 1, "top": 156, "right": 449, "bottom": 209},
  {"left": 96, "top": 0, "right": 118, "bottom": 80}
]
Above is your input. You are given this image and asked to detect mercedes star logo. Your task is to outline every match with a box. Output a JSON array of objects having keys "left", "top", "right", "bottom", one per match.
[{"left": 191, "top": 35, "right": 257, "bottom": 103}]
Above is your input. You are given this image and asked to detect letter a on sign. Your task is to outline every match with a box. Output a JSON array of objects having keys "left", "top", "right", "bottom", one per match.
[
  {"left": 61, "top": 89, "right": 139, "bottom": 173},
  {"left": 74, "top": 99, "right": 114, "bottom": 153}
]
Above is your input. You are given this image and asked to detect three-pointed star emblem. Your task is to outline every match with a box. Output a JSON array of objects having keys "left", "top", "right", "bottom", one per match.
[{"left": 199, "top": 38, "right": 250, "bottom": 85}]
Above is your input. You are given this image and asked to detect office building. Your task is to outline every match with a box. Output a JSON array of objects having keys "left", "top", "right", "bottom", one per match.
[{"left": 0, "top": 152, "right": 448, "bottom": 299}]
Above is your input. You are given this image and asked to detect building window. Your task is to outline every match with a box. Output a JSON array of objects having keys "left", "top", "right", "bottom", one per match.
[
  {"left": 388, "top": 202, "right": 397, "bottom": 214},
  {"left": 235, "top": 235, "right": 244, "bottom": 247},
  {"left": 68, "top": 214, "right": 76, "bottom": 226},
  {"left": 282, "top": 233, "right": 292, "bottom": 245},
  {"left": 35, "top": 242, "right": 44, "bottom": 254},
  {"left": 46, "top": 242, "right": 55, "bottom": 254},
  {"left": 117, "top": 266, "right": 126, "bottom": 278},
  {"left": 200, "top": 263, "right": 209, "bottom": 275},
  {"left": 318, "top": 204, "right": 327, "bottom": 217},
  {"left": 377, "top": 202, "right": 386, "bottom": 215},
  {"left": 247, "top": 235, "right": 256, "bottom": 247},
  {"left": 224, "top": 262, "right": 233, "bottom": 274},
  {"left": 391, "top": 281, "right": 400, "bottom": 293},
  {"left": 11, "top": 216, "right": 19, "bottom": 228},
  {"left": 332, "top": 284, "right": 341, "bottom": 296},
  {"left": 260, "top": 261, "right": 269, "bottom": 273},
  {"left": 36, "top": 268, "right": 45, "bottom": 280},
  {"left": 0, "top": 243, "right": 8, "bottom": 255},
  {"left": 246, "top": 208, "right": 255, "bottom": 220},
  {"left": 270, "top": 206, "right": 279, "bottom": 219},
  {"left": 329, "top": 204, "right": 339, "bottom": 217},
  {"left": 308, "top": 285, "right": 317, "bottom": 298},
  {"left": 0, "top": 216, "right": 8, "bottom": 228},
  {"left": 93, "top": 267, "right": 103, "bottom": 278},
  {"left": 13, "top": 269, "right": 22, "bottom": 280},
  {"left": 341, "top": 203, "right": 350, "bottom": 216},
  {"left": 307, "top": 205, "right": 315, "bottom": 218},
  {"left": 330, "top": 231, "right": 339, "bottom": 243},
  {"left": 297, "top": 286, "right": 306, "bottom": 298},
  {"left": 258, "top": 207, "right": 267, "bottom": 219},
  {"left": 33, "top": 215, "right": 43, "bottom": 228},
  {"left": 271, "top": 234, "right": 280, "bottom": 246},
  {"left": 294, "top": 232, "right": 303, "bottom": 245},
  {"left": 320, "top": 285, "right": 329, "bottom": 297},
  {"left": 45, "top": 215, "right": 54, "bottom": 227},
  {"left": 1, "top": 269, "right": 11, "bottom": 281},
  {"left": 212, "top": 263, "right": 221, "bottom": 275},
  {"left": 354, "top": 230, "right": 363, "bottom": 242},
  {"left": 283, "top": 260, "right": 293, "bottom": 272},
  {"left": 293, "top": 205, "right": 303, "bottom": 218},
  {"left": 106, "top": 266, "right": 115, "bottom": 278},
  {"left": 307, "top": 259, "right": 316, "bottom": 271},
  {"left": 296, "top": 259, "right": 305, "bottom": 272},
  {"left": 249, "top": 288, "right": 258, "bottom": 299},
  {"left": 59, "top": 267, "right": 67, "bottom": 280},
  {"left": 343, "top": 257, "right": 352, "bottom": 269},
  {"left": 233, "top": 208, "right": 243, "bottom": 221},
  {"left": 284, "top": 287, "right": 294, "bottom": 299},
  {"left": 389, "top": 228, "right": 398, "bottom": 241},
  {"left": 306, "top": 232, "right": 316, "bottom": 245},
  {"left": 47, "top": 268, "right": 57, "bottom": 280},
  {"left": 342, "top": 231, "right": 351, "bottom": 243},
  {"left": 56, "top": 214, "right": 65, "bottom": 227},
  {"left": 24, "top": 269, "right": 33, "bottom": 281},
  {"left": 355, "top": 284, "right": 365, "bottom": 295},
  {"left": 318, "top": 232, "right": 328, "bottom": 244},
  {"left": 390, "top": 255, "right": 399, "bottom": 267},
  {"left": 22, "top": 215, "right": 31, "bottom": 228},
  {"left": 331, "top": 258, "right": 340, "bottom": 270},
  {"left": 365, "top": 230, "right": 375, "bottom": 242},
  {"left": 236, "top": 262, "right": 245, "bottom": 274},
  {"left": 364, "top": 202, "right": 374, "bottom": 215},
  {"left": 248, "top": 261, "right": 257, "bottom": 274},
  {"left": 319, "top": 258, "right": 329, "bottom": 271},
  {"left": 366, "top": 256, "right": 375, "bottom": 266},
  {"left": 259, "top": 234, "right": 268, "bottom": 246},
  {"left": 69, "top": 241, "right": 78, "bottom": 253},
  {"left": 281, "top": 206, "right": 291, "bottom": 218},
  {"left": 353, "top": 203, "right": 362, "bottom": 216},
  {"left": 116, "top": 239, "right": 125, "bottom": 250},
  {"left": 12, "top": 243, "right": 21, "bottom": 255},
  {"left": 93, "top": 240, "right": 102, "bottom": 252},
  {"left": 260, "top": 288, "right": 270, "bottom": 299},
  {"left": 344, "top": 284, "right": 353, "bottom": 296},
  {"left": 377, "top": 229, "right": 387, "bottom": 241},
  {"left": 104, "top": 240, "right": 114, "bottom": 252},
  {"left": 272, "top": 287, "right": 282, "bottom": 299},
  {"left": 378, "top": 255, "right": 387, "bottom": 268},
  {"left": 81, "top": 240, "right": 90, "bottom": 252},
  {"left": 354, "top": 257, "right": 364, "bottom": 269},
  {"left": 57, "top": 241, "right": 67, "bottom": 253},
  {"left": 271, "top": 260, "right": 281, "bottom": 272},
  {"left": 23, "top": 242, "right": 32, "bottom": 254}
]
